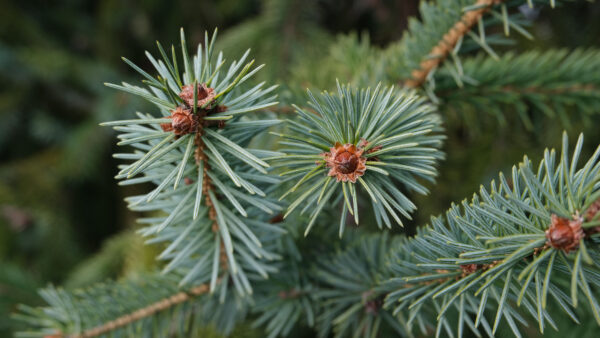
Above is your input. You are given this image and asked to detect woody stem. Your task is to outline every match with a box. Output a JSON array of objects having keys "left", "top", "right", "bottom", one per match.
[
  {"left": 194, "top": 128, "right": 228, "bottom": 269},
  {"left": 404, "top": 0, "right": 504, "bottom": 88},
  {"left": 65, "top": 284, "right": 210, "bottom": 338}
]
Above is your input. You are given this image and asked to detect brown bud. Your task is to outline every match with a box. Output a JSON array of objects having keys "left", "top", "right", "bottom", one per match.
[
  {"left": 323, "top": 143, "right": 366, "bottom": 183},
  {"left": 179, "top": 83, "right": 215, "bottom": 108},
  {"left": 163, "top": 106, "right": 198, "bottom": 136},
  {"left": 335, "top": 151, "right": 359, "bottom": 174},
  {"left": 545, "top": 214, "right": 584, "bottom": 253}
]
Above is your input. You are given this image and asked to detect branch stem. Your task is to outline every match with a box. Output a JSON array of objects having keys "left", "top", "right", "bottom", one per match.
[
  {"left": 194, "top": 127, "right": 229, "bottom": 269},
  {"left": 66, "top": 284, "right": 210, "bottom": 338},
  {"left": 405, "top": 0, "right": 504, "bottom": 88}
]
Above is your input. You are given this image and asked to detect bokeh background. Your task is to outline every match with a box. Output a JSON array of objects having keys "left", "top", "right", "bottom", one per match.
[{"left": 1, "top": 0, "right": 600, "bottom": 336}]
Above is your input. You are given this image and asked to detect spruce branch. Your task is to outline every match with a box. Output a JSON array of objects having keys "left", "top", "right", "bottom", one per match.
[
  {"left": 100, "top": 29, "right": 284, "bottom": 294},
  {"left": 404, "top": 0, "right": 504, "bottom": 88},
  {"left": 13, "top": 274, "right": 213, "bottom": 337},
  {"left": 385, "top": 0, "right": 564, "bottom": 88},
  {"left": 381, "top": 132, "right": 600, "bottom": 337},
  {"left": 314, "top": 233, "right": 408, "bottom": 338},
  {"left": 271, "top": 83, "right": 444, "bottom": 236},
  {"left": 252, "top": 259, "right": 318, "bottom": 338},
  {"left": 71, "top": 284, "right": 210, "bottom": 338},
  {"left": 435, "top": 49, "right": 600, "bottom": 128}
]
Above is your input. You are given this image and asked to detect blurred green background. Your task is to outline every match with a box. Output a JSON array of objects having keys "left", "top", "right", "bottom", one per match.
[{"left": 1, "top": 0, "right": 600, "bottom": 337}]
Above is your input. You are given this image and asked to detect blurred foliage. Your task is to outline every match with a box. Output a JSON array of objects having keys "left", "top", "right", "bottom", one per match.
[{"left": 1, "top": 0, "right": 600, "bottom": 337}]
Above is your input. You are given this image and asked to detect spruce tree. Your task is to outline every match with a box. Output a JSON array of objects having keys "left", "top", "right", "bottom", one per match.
[{"left": 13, "top": 1, "right": 600, "bottom": 337}]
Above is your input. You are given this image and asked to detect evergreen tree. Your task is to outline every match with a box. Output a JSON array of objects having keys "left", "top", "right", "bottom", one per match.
[{"left": 12, "top": 1, "right": 600, "bottom": 337}]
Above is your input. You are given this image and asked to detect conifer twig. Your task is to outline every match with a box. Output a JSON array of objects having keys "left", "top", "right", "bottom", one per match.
[
  {"left": 64, "top": 283, "right": 211, "bottom": 338},
  {"left": 194, "top": 127, "right": 229, "bottom": 269},
  {"left": 404, "top": 0, "right": 504, "bottom": 88}
]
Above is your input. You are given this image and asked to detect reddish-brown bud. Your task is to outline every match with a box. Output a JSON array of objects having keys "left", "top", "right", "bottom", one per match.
[
  {"left": 179, "top": 83, "right": 215, "bottom": 108},
  {"left": 161, "top": 106, "right": 198, "bottom": 135},
  {"left": 545, "top": 214, "right": 584, "bottom": 253},
  {"left": 335, "top": 151, "right": 358, "bottom": 174},
  {"left": 322, "top": 142, "right": 366, "bottom": 183}
]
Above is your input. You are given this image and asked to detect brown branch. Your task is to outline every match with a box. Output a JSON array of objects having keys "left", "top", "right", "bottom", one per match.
[
  {"left": 404, "top": 0, "right": 504, "bottom": 88},
  {"left": 404, "top": 262, "right": 501, "bottom": 289},
  {"left": 194, "top": 126, "right": 229, "bottom": 269},
  {"left": 61, "top": 284, "right": 210, "bottom": 338}
]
